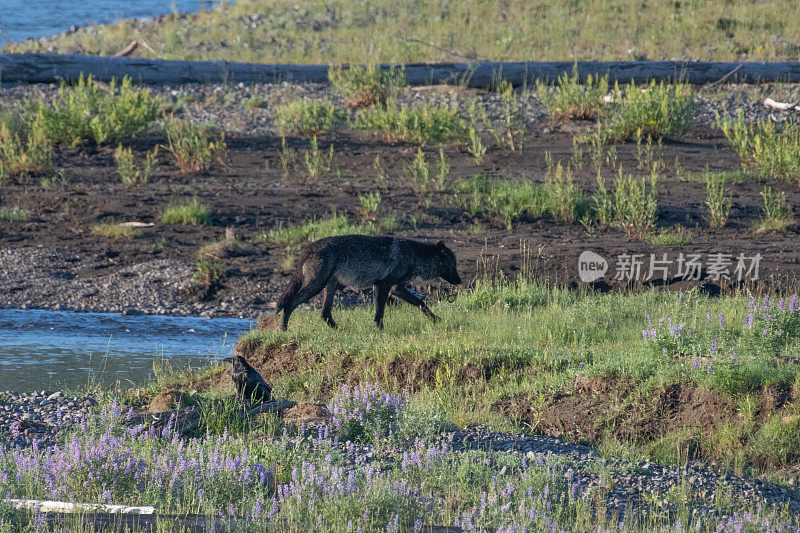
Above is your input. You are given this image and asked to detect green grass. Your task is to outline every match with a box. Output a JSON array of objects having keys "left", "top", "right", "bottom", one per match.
[
  {"left": 645, "top": 225, "right": 694, "bottom": 246},
  {"left": 273, "top": 100, "right": 347, "bottom": 136},
  {"left": 113, "top": 144, "right": 158, "bottom": 186},
  {"left": 160, "top": 199, "right": 211, "bottom": 225},
  {"left": 0, "top": 205, "right": 29, "bottom": 222},
  {"left": 22, "top": 75, "right": 159, "bottom": 146},
  {"left": 242, "top": 280, "right": 800, "bottom": 473},
  {"left": 354, "top": 103, "right": 467, "bottom": 145},
  {"left": 719, "top": 113, "right": 800, "bottom": 183},
  {"left": 592, "top": 170, "right": 659, "bottom": 237},
  {"left": 90, "top": 223, "right": 143, "bottom": 238},
  {"left": 754, "top": 186, "right": 794, "bottom": 233},
  {"left": 262, "top": 213, "right": 381, "bottom": 245},
  {"left": 457, "top": 173, "right": 589, "bottom": 229},
  {"left": 7, "top": 0, "right": 800, "bottom": 64}
]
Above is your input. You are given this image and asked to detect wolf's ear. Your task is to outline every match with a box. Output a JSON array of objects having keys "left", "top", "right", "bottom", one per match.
[{"left": 436, "top": 240, "right": 446, "bottom": 249}]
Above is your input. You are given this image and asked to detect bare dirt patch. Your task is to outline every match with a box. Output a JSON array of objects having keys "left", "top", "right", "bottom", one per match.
[{"left": 1, "top": 127, "right": 799, "bottom": 318}]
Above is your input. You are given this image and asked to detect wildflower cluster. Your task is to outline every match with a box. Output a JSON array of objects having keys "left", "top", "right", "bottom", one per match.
[{"left": 328, "top": 383, "right": 407, "bottom": 443}]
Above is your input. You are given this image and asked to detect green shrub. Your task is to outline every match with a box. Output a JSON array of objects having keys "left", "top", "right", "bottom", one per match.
[
  {"left": 0, "top": 123, "right": 53, "bottom": 182},
  {"left": 91, "top": 223, "right": 142, "bottom": 238},
  {"left": 160, "top": 199, "right": 211, "bottom": 225},
  {"left": 193, "top": 260, "right": 226, "bottom": 287},
  {"left": 594, "top": 170, "right": 659, "bottom": 236},
  {"left": 274, "top": 100, "right": 346, "bottom": 136},
  {"left": 358, "top": 191, "right": 382, "bottom": 221},
  {"left": 719, "top": 113, "right": 800, "bottom": 183},
  {"left": 329, "top": 64, "right": 406, "bottom": 108},
  {"left": 163, "top": 117, "right": 226, "bottom": 174},
  {"left": 302, "top": 136, "right": 335, "bottom": 180},
  {"left": 537, "top": 65, "right": 609, "bottom": 122},
  {"left": 704, "top": 171, "right": 732, "bottom": 228},
  {"left": 23, "top": 75, "right": 159, "bottom": 146},
  {"left": 601, "top": 81, "right": 693, "bottom": 141},
  {"left": 114, "top": 145, "right": 158, "bottom": 186},
  {"left": 354, "top": 104, "right": 467, "bottom": 145},
  {"left": 543, "top": 162, "right": 585, "bottom": 223},
  {"left": 755, "top": 186, "right": 794, "bottom": 233}
]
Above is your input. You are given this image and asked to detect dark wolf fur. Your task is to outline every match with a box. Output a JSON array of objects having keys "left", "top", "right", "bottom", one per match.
[{"left": 277, "top": 235, "right": 461, "bottom": 330}]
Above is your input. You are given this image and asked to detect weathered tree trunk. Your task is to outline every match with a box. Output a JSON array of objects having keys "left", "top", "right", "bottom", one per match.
[{"left": 3, "top": 54, "right": 800, "bottom": 86}]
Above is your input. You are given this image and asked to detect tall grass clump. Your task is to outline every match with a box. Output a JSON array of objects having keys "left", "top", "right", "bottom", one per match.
[
  {"left": 329, "top": 64, "right": 406, "bottom": 108},
  {"left": 704, "top": 171, "right": 732, "bottom": 228},
  {"left": 718, "top": 113, "right": 800, "bottom": 183},
  {"left": 264, "top": 213, "right": 376, "bottom": 245},
  {"left": 457, "top": 175, "right": 550, "bottom": 229},
  {"left": 755, "top": 186, "right": 794, "bottom": 233},
  {"left": 0, "top": 205, "right": 29, "bottom": 222},
  {"left": 601, "top": 81, "right": 693, "bottom": 141},
  {"left": 163, "top": 117, "right": 227, "bottom": 174},
  {"left": 113, "top": 145, "right": 158, "bottom": 186},
  {"left": 23, "top": 75, "right": 159, "bottom": 146},
  {"left": 405, "top": 148, "right": 449, "bottom": 191},
  {"left": 593, "top": 170, "right": 659, "bottom": 236},
  {"left": 543, "top": 162, "right": 586, "bottom": 222},
  {"left": 160, "top": 199, "right": 210, "bottom": 225},
  {"left": 355, "top": 103, "right": 467, "bottom": 145},
  {"left": 537, "top": 65, "right": 610, "bottom": 122},
  {"left": 273, "top": 100, "right": 346, "bottom": 136},
  {"left": 0, "top": 123, "right": 52, "bottom": 182},
  {"left": 302, "top": 136, "right": 335, "bottom": 180}
]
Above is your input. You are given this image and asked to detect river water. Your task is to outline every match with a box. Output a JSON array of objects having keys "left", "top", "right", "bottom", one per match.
[
  {"left": 0, "top": 309, "right": 252, "bottom": 392},
  {"left": 0, "top": 0, "right": 226, "bottom": 45}
]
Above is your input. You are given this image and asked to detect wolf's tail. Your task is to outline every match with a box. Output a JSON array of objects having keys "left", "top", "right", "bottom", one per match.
[{"left": 276, "top": 276, "right": 302, "bottom": 315}]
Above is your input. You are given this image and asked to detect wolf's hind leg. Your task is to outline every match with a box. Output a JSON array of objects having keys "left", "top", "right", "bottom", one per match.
[
  {"left": 392, "top": 285, "right": 439, "bottom": 322},
  {"left": 321, "top": 281, "right": 341, "bottom": 329},
  {"left": 281, "top": 277, "right": 329, "bottom": 330}
]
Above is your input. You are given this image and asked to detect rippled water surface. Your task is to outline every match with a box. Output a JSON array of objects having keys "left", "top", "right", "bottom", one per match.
[
  {"left": 0, "top": 1, "right": 225, "bottom": 44},
  {"left": 0, "top": 309, "right": 251, "bottom": 392}
]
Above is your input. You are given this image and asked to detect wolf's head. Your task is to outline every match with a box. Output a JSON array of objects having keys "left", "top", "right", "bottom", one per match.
[{"left": 435, "top": 241, "right": 462, "bottom": 285}]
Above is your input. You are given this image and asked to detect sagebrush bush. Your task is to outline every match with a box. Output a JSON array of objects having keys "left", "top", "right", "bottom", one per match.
[
  {"left": 274, "top": 100, "right": 346, "bottom": 136},
  {"left": 537, "top": 65, "right": 610, "bottom": 122},
  {"left": 23, "top": 75, "right": 159, "bottom": 146},
  {"left": 329, "top": 64, "right": 406, "bottom": 108},
  {"left": 163, "top": 117, "right": 226, "bottom": 174},
  {"left": 718, "top": 113, "right": 800, "bottom": 183},
  {"left": 355, "top": 103, "right": 467, "bottom": 145}
]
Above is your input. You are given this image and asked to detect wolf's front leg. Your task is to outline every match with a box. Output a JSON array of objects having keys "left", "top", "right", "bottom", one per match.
[
  {"left": 373, "top": 283, "right": 392, "bottom": 329},
  {"left": 392, "top": 285, "right": 439, "bottom": 322}
]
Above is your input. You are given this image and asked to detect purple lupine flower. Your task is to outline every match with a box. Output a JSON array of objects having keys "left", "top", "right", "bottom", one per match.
[{"left": 719, "top": 313, "right": 724, "bottom": 328}]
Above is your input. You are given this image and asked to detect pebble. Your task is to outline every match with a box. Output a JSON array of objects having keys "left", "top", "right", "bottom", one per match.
[{"left": 0, "top": 389, "right": 95, "bottom": 448}]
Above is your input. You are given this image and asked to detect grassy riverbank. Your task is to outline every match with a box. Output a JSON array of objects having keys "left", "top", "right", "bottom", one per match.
[
  {"left": 2, "top": 281, "right": 800, "bottom": 531},
  {"left": 4, "top": 0, "right": 800, "bottom": 63}
]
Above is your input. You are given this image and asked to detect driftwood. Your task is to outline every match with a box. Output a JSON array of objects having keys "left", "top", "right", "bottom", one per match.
[
  {"left": 764, "top": 97, "right": 800, "bottom": 111},
  {"left": 113, "top": 41, "right": 138, "bottom": 58},
  {"left": 4, "top": 55, "right": 800, "bottom": 86}
]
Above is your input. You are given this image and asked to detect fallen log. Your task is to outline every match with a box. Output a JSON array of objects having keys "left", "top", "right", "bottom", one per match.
[{"left": 4, "top": 54, "right": 800, "bottom": 86}]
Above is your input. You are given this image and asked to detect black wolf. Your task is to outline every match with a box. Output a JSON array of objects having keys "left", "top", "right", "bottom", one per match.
[
  {"left": 222, "top": 355, "right": 272, "bottom": 403},
  {"left": 276, "top": 235, "right": 461, "bottom": 330}
]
